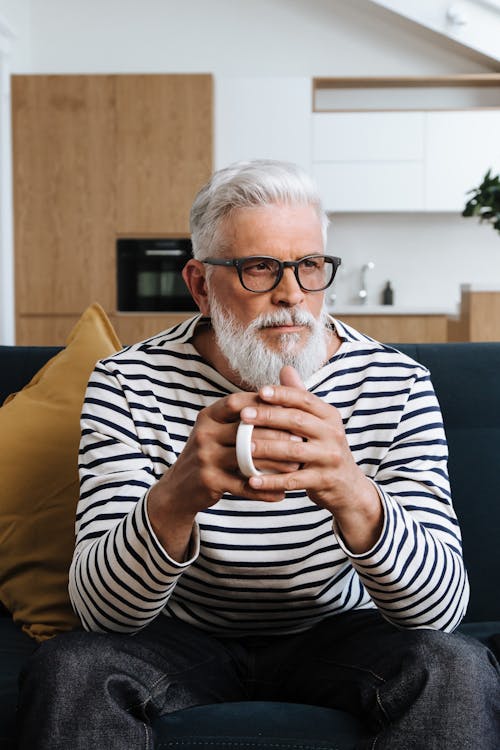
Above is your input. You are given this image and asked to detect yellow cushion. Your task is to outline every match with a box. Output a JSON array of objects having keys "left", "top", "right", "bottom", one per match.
[{"left": 0, "top": 303, "right": 122, "bottom": 641}]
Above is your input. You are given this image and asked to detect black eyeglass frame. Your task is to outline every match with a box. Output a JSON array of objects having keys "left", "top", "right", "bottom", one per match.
[{"left": 202, "top": 254, "right": 342, "bottom": 293}]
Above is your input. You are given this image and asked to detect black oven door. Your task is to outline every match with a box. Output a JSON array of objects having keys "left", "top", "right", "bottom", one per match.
[{"left": 117, "top": 238, "right": 198, "bottom": 312}]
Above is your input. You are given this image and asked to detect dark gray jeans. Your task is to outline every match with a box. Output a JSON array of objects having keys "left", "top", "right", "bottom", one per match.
[{"left": 17, "top": 610, "right": 500, "bottom": 750}]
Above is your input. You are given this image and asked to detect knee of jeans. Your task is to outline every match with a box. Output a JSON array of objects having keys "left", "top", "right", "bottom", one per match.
[
  {"left": 408, "top": 629, "right": 494, "bottom": 684},
  {"left": 21, "top": 630, "right": 104, "bottom": 688}
]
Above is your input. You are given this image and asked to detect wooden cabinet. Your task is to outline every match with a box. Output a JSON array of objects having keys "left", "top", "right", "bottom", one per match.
[
  {"left": 448, "top": 286, "right": 500, "bottom": 342},
  {"left": 12, "top": 74, "right": 213, "bottom": 344},
  {"left": 338, "top": 314, "right": 448, "bottom": 343},
  {"left": 16, "top": 313, "right": 193, "bottom": 346},
  {"left": 109, "top": 313, "right": 192, "bottom": 345},
  {"left": 115, "top": 75, "right": 212, "bottom": 234},
  {"left": 12, "top": 75, "right": 117, "bottom": 316}
]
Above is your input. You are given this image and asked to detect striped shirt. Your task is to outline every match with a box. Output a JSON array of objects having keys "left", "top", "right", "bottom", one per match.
[{"left": 69, "top": 314, "right": 469, "bottom": 635}]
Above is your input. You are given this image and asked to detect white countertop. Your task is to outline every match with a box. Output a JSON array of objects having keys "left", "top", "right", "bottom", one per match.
[
  {"left": 328, "top": 305, "right": 457, "bottom": 316},
  {"left": 460, "top": 283, "right": 500, "bottom": 293}
]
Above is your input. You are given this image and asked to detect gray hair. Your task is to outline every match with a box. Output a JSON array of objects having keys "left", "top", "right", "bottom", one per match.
[{"left": 189, "top": 159, "right": 329, "bottom": 260}]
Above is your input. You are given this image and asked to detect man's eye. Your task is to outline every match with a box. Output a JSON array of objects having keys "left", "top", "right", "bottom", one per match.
[
  {"left": 244, "top": 260, "right": 274, "bottom": 274},
  {"left": 301, "top": 258, "right": 321, "bottom": 270}
]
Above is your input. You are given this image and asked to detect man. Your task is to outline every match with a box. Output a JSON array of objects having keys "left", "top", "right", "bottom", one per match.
[{"left": 18, "top": 160, "right": 499, "bottom": 748}]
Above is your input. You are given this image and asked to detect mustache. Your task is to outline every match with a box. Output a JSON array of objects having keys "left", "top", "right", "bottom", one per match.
[{"left": 251, "top": 308, "right": 317, "bottom": 331}]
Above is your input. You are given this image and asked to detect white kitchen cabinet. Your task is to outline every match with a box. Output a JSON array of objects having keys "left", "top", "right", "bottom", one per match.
[
  {"left": 215, "top": 76, "right": 311, "bottom": 172},
  {"left": 312, "top": 108, "right": 500, "bottom": 213},
  {"left": 312, "top": 112, "right": 425, "bottom": 211},
  {"left": 312, "top": 112, "right": 424, "bottom": 162},
  {"left": 313, "top": 161, "right": 424, "bottom": 212},
  {"left": 424, "top": 110, "right": 500, "bottom": 212}
]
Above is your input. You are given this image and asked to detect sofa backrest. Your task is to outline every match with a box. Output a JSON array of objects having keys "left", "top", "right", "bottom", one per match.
[
  {"left": 0, "top": 346, "right": 63, "bottom": 405},
  {"left": 396, "top": 342, "right": 500, "bottom": 623},
  {"left": 1, "top": 342, "right": 499, "bottom": 623}
]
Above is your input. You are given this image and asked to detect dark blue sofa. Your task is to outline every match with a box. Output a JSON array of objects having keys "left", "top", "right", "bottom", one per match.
[{"left": 1, "top": 342, "right": 499, "bottom": 749}]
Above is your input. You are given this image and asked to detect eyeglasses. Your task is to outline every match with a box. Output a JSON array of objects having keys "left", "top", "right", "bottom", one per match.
[{"left": 202, "top": 255, "right": 341, "bottom": 293}]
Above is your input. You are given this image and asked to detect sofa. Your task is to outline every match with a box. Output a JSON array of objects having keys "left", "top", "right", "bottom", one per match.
[{"left": 1, "top": 337, "right": 499, "bottom": 750}]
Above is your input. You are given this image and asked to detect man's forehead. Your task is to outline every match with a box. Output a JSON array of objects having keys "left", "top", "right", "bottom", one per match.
[{"left": 219, "top": 203, "right": 324, "bottom": 244}]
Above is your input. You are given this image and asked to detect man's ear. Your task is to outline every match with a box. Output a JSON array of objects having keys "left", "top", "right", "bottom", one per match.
[{"left": 182, "top": 260, "right": 210, "bottom": 316}]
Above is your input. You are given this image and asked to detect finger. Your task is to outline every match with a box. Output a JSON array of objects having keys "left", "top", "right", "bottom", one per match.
[
  {"left": 251, "top": 458, "right": 302, "bottom": 474},
  {"left": 247, "top": 468, "right": 315, "bottom": 494},
  {"left": 214, "top": 422, "right": 304, "bottom": 450},
  {"left": 257, "top": 383, "right": 331, "bottom": 420},
  {"left": 240, "top": 403, "right": 318, "bottom": 440},
  {"left": 243, "top": 427, "right": 303, "bottom": 475},
  {"left": 225, "top": 476, "right": 287, "bottom": 504},
  {"left": 192, "top": 416, "right": 239, "bottom": 448},
  {"left": 207, "top": 391, "right": 261, "bottom": 424},
  {"left": 252, "top": 426, "right": 303, "bottom": 443},
  {"left": 205, "top": 442, "right": 301, "bottom": 480},
  {"left": 251, "top": 436, "right": 306, "bottom": 466},
  {"left": 202, "top": 467, "right": 286, "bottom": 503},
  {"left": 279, "top": 365, "right": 306, "bottom": 390}
]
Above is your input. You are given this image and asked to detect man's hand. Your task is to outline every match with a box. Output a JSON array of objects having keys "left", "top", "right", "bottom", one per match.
[
  {"left": 239, "top": 366, "right": 384, "bottom": 554},
  {"left": 147, "top": 389, "right": 302, "bottom": 561}
]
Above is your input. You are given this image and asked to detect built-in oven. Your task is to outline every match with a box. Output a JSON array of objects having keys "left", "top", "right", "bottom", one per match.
[{"left": 117, "top": 237, "right": 197, "bottom": 312}]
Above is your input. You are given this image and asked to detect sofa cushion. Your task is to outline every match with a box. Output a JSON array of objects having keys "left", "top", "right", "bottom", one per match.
[
  {"left": 396, "top": 342, "right": 500, "bottom": 623},
  {"left": 0, "top": 304, "right": 121, "bottom": 641},
  {"left": 152, "top": 701, "right": 369, "bottom": 750},
  {"left": 0, "top": 346, "right": 61, "bottom": 406},
  {"left": 0, "top": 619, "right": 36, "bottom": 749}
]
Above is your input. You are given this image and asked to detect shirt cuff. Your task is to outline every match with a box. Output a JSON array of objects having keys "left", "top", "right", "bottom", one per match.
[
  {"left": 332, "top": 478, "right": 390, "bottom": 561},
  {"left": 141, "top": 488, "right": 200, "bottom": 569}
]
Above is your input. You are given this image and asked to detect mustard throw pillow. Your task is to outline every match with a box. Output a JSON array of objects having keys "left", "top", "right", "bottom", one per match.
[{"left": 0, "top": 303, "right": 121, "bottom": 641}]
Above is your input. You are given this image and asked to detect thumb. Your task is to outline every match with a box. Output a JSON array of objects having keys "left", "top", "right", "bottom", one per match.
[{"left": 280, "top": 366, "right": 306, "bottom": 390}]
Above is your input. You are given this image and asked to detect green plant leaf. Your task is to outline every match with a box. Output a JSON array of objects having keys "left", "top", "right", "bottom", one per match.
[{"left": 463, "top": 169, "right": 500, "bottom": 236}]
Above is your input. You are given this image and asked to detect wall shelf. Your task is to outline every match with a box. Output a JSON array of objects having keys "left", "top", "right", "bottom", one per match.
[{"left": 313, "top": 74, "right": 500, "bottom": 111}]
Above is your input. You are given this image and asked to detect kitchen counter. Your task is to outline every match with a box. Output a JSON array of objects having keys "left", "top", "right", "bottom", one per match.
[
  {"left": 328, "top": 305, "right": 456, "bottom": 316},
  {"left": 328, "top": 307, "right": 452, "bottom": 342}
]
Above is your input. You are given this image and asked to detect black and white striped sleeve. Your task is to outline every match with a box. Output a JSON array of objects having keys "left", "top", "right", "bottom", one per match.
[
  {"left": 69, "top": 360, "right": 199, "bottom": 633},
  {"left": 334, "top": 369, "right": 469, "bottom": 632}
]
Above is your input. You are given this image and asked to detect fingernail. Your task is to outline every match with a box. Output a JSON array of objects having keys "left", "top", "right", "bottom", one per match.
[
  {"left": 249, "top": 476, "right": 263, "bottom": 487},
  {"left": 261, "top": 386, "right": 274, "bottom": 398},
  {"left": 241, "top": 407, "right": 257, "bottom": 420}
]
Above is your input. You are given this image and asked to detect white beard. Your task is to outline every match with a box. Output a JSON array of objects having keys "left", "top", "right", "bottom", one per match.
[{"left": 208, "top": 294, "right": 331, "bottom": 390}]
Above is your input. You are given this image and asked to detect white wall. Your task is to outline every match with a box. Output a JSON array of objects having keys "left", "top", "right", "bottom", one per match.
[
  {"left": 328, "top": 212, "right": 500, "bottom": 310},
  {"left": 0, "top": 9, "right": 16, "bottom": 343},
  {"left": 1, "top": 0, "right": 500, "bottom": 326},
  {"left": 371, "top": 0, "right": 500, "bottom": 63},
  {"left": 12, "top": 0, "right": 496, "bottom": 76},
  {"left": 0, "top": 0, "right": 30, "bottom": 71}
]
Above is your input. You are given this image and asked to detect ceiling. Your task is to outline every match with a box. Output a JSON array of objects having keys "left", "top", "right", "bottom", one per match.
[{"left": 369, "top": 0, "right": 500, "bottom": 66}]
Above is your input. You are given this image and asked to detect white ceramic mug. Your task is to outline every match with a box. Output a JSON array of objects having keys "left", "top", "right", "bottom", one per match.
[{"left": 236, "top": 422, "right": 273, "bottom": 478}]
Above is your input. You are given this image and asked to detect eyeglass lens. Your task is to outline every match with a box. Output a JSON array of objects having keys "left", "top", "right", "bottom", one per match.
[{"left": 240, "top": 256, "right": 334, "bottom": 292}]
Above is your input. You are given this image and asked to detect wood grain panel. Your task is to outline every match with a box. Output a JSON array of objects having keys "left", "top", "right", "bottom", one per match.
[
  {"left": 338, "top": 315, "right": 448, "bottom": 343},
  {"left": 314, "top": 75, "right": 500, "bottom": 90},
  {"left": 12, "top": 75, "right": 116, "bottom": 315},
  {"left": 17, "top": 312, "right": 450, "bottom": 347},
  {"left": 16, "top": 313, "right": 194, "bottom": 346},
  {"left": 115, "top": 74, "right": 213, "bottom": 234},
  {"left": 450, "top": 289, "right": 500, "bottom": 342},
  {"left": 16, "top": 315, "right": 88, "bottom": 345},
  {"left": 469, "top": 292, "right": 500, "bottom": 341},
  {"left": 108, "top": 313, "right": 193, "bottom": 344}
]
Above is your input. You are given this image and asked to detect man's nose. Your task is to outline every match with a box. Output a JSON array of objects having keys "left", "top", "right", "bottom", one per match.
[{"left": 270, "top": 267, "right": 305, "bottom": 307}]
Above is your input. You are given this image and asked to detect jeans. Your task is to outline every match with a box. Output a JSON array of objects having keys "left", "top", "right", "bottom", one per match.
[{"left": 17, "top": 610, "right": 500, "bottom": 750}]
